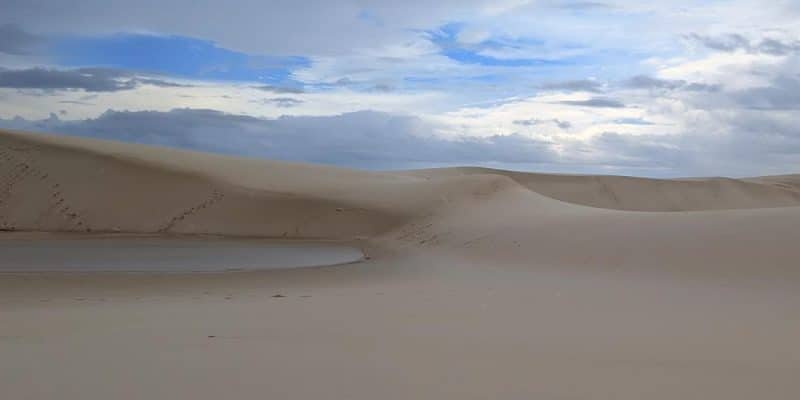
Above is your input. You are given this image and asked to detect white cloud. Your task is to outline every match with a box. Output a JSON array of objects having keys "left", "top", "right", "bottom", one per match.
[{"left": 0, "top": 79, "right": 449, "bottom": 120}]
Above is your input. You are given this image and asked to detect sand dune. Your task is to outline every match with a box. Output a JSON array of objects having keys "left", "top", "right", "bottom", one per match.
[
  {"left": 2, "top": 128, "right": 800, "bottom": 400},
  {"left": 0, "top": 129, "right": 529, "bottom": 238},
  {"left": 4, "top": 129, "right": 800, "bottom": 236},
  {"left": 407, "top": 166, "right": 800, "bottom": 211}
]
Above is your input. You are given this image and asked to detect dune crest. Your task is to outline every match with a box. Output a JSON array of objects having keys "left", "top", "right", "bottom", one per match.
[
  {"left": 4, "top": 129, "right": 800, "bottom": 240},
  {"left": 406, "top": 167, "right": 800, "bottom": 211}
]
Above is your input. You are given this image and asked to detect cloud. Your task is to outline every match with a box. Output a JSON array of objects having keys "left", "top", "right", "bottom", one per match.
[
  {"left": 733, "top": 75, "right": 800, "bottom": 110},
  {"left": 554, "top": 119, "right": 572, "bottom": 129},
  {"left": 687, "top": 33, "right": 751, "bottom": 53},
  {"left": 539, "top": 79, "right": 604, "bottom": 93},
  {"left": 0, "top": 67, "right": 186, "bottom": 92},
  {"left": 0, "top": 67, "right": 136, "bottom": 92},
  {"left": 0, "top": 109, "right": 556, "bottom": 169},
  {"left": 266, "top": 98, "right": 304, "bottom": 108},
  {"left": 558, "top": 97, "right": 626, "bottom": 108},
  {"left": 0, "top": 24, "right": 42, "bottom": 55},
  {"left": 625, "top": 75, "right": 720, "bottom": 92},
  {"left": 57, "top": 93, "right": 100, "bottom": 106},
  {"left": 428, "top": 23, "right": 579, "bottom": 67},
  {"left": 370, "top": 83, "right": 395, "bottom": 92},
  {"left": 253, "top": 85, "right": 305, "bottom": 94},
  {"left": 0, "top": 0, "right": 492, "bottom": 56},
  {"left": 4, "top": 97, "right": 799, "bottom": 176},
  {"left": 612, "top": 117, "right": 656, "bottom": 125},
  {"left": 136, "top": 78, "right": 194, "bottom": 88},
  {"left": 58, "top": 100, "right": 94, "bottom": 106},
  {"left": 513, "top": 119, "right": 539, "bottom": 126},
  {"left": 553, "top": 1, "right": 615, "bottom": 10},
  {"left": 625, "top": 75, "right": 684, "bottom": 90},
  {"left": 513, "top": 118, "right": 571, "bottom": 129},
  {"left": 687, "top": 33, "right": 800, "bottom": 56},
  {"left": 757, "top": 38, "right": 800, "bottom": 56},
  {"left": 568, "top": 131, "right": 685, "bottom": 169}
]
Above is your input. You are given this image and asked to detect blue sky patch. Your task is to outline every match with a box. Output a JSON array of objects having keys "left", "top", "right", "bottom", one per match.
[
  {"left": 427, "top": 23, "right": 565, "bottom": 67},
  {"left": 50, "top": 33, "right": 309, "bottom": 85}
]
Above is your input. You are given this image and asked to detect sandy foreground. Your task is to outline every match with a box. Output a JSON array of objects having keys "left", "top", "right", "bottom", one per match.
[{"left": 2, "top": 128, "right": 800, "bottom": 399}]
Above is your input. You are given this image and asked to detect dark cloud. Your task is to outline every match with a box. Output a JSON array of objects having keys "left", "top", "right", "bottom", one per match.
[
  {"left": 0, "top": 24, "right": 42, "bottom": 55},
  {"left": 687, "top": 33, "right": 800, "bottom": 56},
  {"left": 0, "top": 67, "right": 187, "bottom": 92},
  {"left": 0, "top": 109, "right": 556, "bottom": 169},
  {"left": 136, "top": 78, "right": 194, "bottom": 88},
  {"left": 625, "top": 75, "right": 720, "bottom": 92},
  {"left": 3, "top": 106, "right": 799, "bottom": 176},
  {"left": 58, "top": 100, "right": 94, "bottom": 106},
  {"left": 370, "top": 83, "right": 395, "bottom": 92},
  {"left": 626, "top": 75, "right": 684, "bottom": 90},
  {"left": 0, "top": 67, "right": 136, "bottom": 92},
  {"left": 756, "top": 38, "right": 800, "bottom": 56},
  {"left": 559, "top": 97, "right": 625, "bottom": 108},
  {"left": 721, "top": 111, "right": 800, "bottom": 157},
  {"left": 513, "top": 118, "right": 571, "bottom": 129},
  {"left": 539, "top": 79, "right": 604, "bottom": 93},
  {"left": 334, "top": 77, "right": 354, "bottom": 86},
  {"left": 513, "top": 119, "right": 539, "bottom": 126},
  {"left": 253, "top": 85, "right": 305, "bottom": 94},
  {"left": 684, "top": 82, "right": 721, "bottom": 92},
  {"left": 733, "top": 75, "right": 800, "bottom": 110},
  {"left": 574, "top": 132, "right": 686, "bottom": 169},
  {"left": 554, "top": 119, "right": 572, "bottom": 129},
  {"left": 687, "top": 33, "right": 750, "bottom": 52},
  {"left": 267, "top": 97, "right": 304, "bottom": 108}
]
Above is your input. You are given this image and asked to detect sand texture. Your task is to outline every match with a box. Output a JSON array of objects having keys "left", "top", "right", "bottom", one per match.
[{"left": 2, "top": 128, "right": 800, "bottom": 399}]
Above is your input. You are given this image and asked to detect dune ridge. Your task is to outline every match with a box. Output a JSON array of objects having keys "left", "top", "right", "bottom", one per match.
[
  {"left": 3, "top": 129, "right": 800, "bottom": 240},
  {"left": 407, "top": 167, "right": 800, "bottom": 211}
]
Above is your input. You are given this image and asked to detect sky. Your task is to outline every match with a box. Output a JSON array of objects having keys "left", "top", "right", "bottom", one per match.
[{"left": 1, "top": 0, "right": 799, "bottom": 176}]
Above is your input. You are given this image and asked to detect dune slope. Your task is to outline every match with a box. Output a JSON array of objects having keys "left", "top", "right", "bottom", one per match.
[
  {"left": 0, "top": 129, "right": 497, "bottom": 237},
  {"left": 3, "top": 129, "right": 800, "bottom": 400}
]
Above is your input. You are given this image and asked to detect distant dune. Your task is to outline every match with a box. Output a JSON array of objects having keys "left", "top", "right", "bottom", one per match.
[
  {"left": 408, "top": 167, "right": 800, "bottom": 211},
  {"left": 3, "top": 128, "right": 800, "bottom": 400}
]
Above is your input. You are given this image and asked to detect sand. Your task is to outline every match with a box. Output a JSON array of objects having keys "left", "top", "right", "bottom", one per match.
[{"left": 2, "top": 128, "right": 799, "bottom": 399}]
